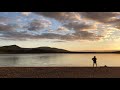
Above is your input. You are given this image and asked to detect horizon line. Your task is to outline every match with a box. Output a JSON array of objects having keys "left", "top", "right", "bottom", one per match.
[{"left": 0, "top": 44, "right": 120, "bottom": 52}]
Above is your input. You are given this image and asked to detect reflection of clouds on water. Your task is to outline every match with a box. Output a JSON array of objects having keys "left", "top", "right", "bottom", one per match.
[
  {"left": 39, "top": 55, "right": 51, "bottom": 59},
  {"left": 0, "top": 54, "right": 81, "bottom": 67},
  {"left": 7, "top": 54, "right": 66, "bottom": 67},
  {"left": 0, "top": 55, "right": 19, "bottom": 66},
  {"left": 39, "top": 54, "right": 64, "bottom": 59},
  {"left": 0, "top": 54, "right": 77, "bottom": 67},
  {"left": 1, "top": 54, "right": 117, "bottom": 67},
  {"left": 36, "top": 54, "right": 65, "bottom": 66}
]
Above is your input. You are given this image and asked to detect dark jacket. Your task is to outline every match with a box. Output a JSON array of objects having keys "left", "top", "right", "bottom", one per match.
[{"left": 92, "top": 57, "right": 97, "bottom": 63}]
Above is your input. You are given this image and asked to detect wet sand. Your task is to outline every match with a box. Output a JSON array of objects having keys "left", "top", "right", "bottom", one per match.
[{"left": 0, "top": 67, "right": 120, "bottom": 78}]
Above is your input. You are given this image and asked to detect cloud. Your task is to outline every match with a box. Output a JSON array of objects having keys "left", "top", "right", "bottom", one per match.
[
  {"left": 72, "top": 31, "right": 102, "bottom": 40},
  {"left": 108, "top": 20, "right": 120, "bottom": 30},
  {"left": 21, "top": 12, "right": 31, "bottom": 16},
  {"left": 0, "top": 30, "right": 102, "bottom": 41},
  {"left": 113, "top": 23, "right": 120, "bottom": 29},
  {"left": 31, "top": 31, "right": 102, "bottom": 41},
  {"left": 34, "top": 12, "right": 120, "bottom": 24},
  {"left": 0, "top": 24, "right": 18, "bottom": 31},
  {"left": 24, "top": 19, "right": 52, "bottom": 31},
  {"left": 0, "top": 17, "right": 10, "bottom": 22},
  {"left": 80, "top": 12, "right": 120, "bottom": 23},
  {"left": 34, "top": 12, "right": 81, "bottom": 21},
  {"left": 53, "top": 40, "right": 67, "bottom": 43},
  {"left": 34, "top": 12, "right": 98, "bottom": 32},
  {"left": 56, "top": 26, "right": 69, "bottom": 32},
  {"left": 0, "top": 16, "right": 13, "bottom": 24},
  {"left": 0, "top": 12, "right": 104, "bottom": 41},
  {"left": 63, "top": 21, "right": 96, "bottom": 32},
  {"left": 0, "top": 32, "right": 26, "bottom": 40}
]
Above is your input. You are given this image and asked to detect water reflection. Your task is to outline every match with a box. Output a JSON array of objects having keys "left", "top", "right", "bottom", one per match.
[
  {"left": 0, "top": 54, "right": 19, "bottom": 66},
  {"left": 38, "top": 54, "right": 65, "bottom": 59},
  {"left": 35, "top": 54, "right": 66, "bottom": 66},
  {"left": 0, "top": 54, "right": 119, "bottom": 67}
]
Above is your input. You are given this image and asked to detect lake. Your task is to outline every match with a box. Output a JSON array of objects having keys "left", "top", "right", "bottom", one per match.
[{"left": 0, "top": 54, "right": 119, "bottom": 67}]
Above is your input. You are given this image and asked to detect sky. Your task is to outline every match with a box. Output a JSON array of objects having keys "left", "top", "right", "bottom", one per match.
[{"left": 0, "top": 12, "right": 120, "bottom": 51}]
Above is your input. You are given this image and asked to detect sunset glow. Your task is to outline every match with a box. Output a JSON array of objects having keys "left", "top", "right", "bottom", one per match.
[{"left": 0, "top": 12, "right": 120, "bottom": 51}]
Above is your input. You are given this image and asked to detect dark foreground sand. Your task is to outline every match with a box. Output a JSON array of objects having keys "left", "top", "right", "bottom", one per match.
[{"left": 0, "top": 67, "right": 120, "bottom": 78}]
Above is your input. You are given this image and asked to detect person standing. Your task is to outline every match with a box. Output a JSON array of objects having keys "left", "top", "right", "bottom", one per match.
[{"left": 92, "top": 56, "right": 97, "bottom": 67}]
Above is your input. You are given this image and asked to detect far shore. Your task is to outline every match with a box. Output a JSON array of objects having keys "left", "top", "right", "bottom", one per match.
[
  {"left": 0, "top": 67, "right": 120, "bottom": 78},
  {"left": 0, "top": 52, "right": 120, "bottom": 54}
]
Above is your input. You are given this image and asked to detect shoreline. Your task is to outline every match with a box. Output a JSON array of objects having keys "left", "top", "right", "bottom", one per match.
[{"left": 0, "top": 67, "right": 119, "bottom": 78}]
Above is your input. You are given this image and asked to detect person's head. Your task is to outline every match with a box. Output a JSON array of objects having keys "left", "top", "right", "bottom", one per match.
[{"left": 94, "top": 56, "right": 96, "bottom": 58}]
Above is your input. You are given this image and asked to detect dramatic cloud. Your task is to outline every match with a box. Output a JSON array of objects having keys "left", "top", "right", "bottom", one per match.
[
  {"left": 34, "top": 12, "right": 81, "bottom": 21},
  {"left": 109, "top": 20, "right": 120, "bottom": 30},
  {"left": 34, "top": 12, "right": 120, "bottom": 24},
  {"left": 63, "top": 21, "right": 96, "bottom": 32},
  {"left": 24, "top": 19, "right": 52, "bottom": 31},
  {"left": 33, "top": 12, "right": 100, "bottom": 35},
  {"left": 0, "top": 12, "right": 116, "bottom": 41},
  {"left": 0, "top": 31, "right": 29, "bottom": 40},
  {"left": 0, "top": 29, "right": 102, "bottom": 41},
  {"left": 0, "top": 24, "right": 18, "bottom": 31},
  {"left": 80, "top": 12, "right": 120, "bottom": 23},
  {"left": 113, "top": 23, "right": 120, "bottom": 29},
  {"left": 72, "top": 31, "right": 102, "bottom": 40}
]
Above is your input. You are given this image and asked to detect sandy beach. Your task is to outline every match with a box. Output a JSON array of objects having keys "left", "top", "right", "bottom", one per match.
[{"left": 0, "top": 67, "right": 119, "bottom": 78}]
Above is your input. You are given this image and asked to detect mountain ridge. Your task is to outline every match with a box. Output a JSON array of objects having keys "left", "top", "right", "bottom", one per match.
[
  {"left": 0, "top": 45, "right": 70, "bottom": 54},
  {"left": 0, "top": 45, "right": 120, "bottom": 54}
]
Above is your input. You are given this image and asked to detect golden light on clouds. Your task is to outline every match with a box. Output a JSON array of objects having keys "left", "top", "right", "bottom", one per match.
[
  {"left": 0, "top": 12, "right": 120, "bottom": 51},
  {"left": 21, "top": 12, "right": 31, "bottom": 16}
]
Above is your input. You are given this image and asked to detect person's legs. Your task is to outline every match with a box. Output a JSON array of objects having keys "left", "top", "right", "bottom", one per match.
[{"left": 93, "top": 63, "right": 94, "bottom": 67}]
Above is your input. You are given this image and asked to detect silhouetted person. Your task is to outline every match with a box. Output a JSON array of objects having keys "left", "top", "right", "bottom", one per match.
[{"left": 92, "top": 56, "right": 97, "bottom": 67}]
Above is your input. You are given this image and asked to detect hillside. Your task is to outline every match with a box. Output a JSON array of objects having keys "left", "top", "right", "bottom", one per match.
[
  {"left": 0, "top": 45, "right": 70, "bottom": 54},
  {"left": 0, "top": 45, "right": 120, "bottom": 54}
]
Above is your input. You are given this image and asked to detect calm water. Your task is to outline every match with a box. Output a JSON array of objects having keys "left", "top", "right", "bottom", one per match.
[{"left": 0, "top": 54, "right": 119, "bottom": 67}]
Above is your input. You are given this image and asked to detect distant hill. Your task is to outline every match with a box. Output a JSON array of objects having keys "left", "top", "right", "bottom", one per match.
[
  {"left": 0, "top": 45, "right": 70, "bottom": 54},
  {"left": 113, "top": 51, "right": 120, "bottom": 53},
  {"left": 1, "top": 45, "right": 21, "bottom": 49},
  {"left": 0, "top": 45, "right": 120, "bottom": 54}
]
